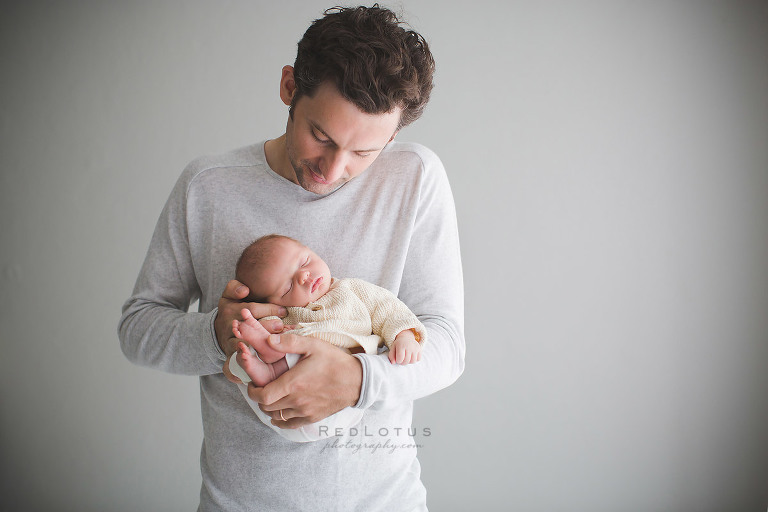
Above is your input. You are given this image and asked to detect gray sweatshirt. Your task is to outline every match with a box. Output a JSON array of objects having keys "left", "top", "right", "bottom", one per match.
[{"left": 118, "top": 141, "right": 465, "bottom": 511}]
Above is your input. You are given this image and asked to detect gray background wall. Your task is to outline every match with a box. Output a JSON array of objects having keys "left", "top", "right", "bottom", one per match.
[{"left": 1, "top": 1, "right": 767, "bottom": 510}]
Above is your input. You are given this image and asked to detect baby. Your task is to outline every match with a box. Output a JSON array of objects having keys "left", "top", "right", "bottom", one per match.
[{"left": 228, "top": 234, "right": 425, "bottom": 442}]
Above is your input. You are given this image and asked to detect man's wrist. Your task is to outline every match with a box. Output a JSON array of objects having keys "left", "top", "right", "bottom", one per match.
[{"left": 209, "top": 308, "right": 226, "bottom": 358}]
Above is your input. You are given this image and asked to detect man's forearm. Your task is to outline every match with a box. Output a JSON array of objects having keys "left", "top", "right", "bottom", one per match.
[
  {"left": 354, "top": 315, "right": 465, "bottom": 409},
  {"left": 118, "top": 158, "right": 231, "bottom": 376},
  {"left": 119, "top": 297, "right": 224, "bottom": 376}
]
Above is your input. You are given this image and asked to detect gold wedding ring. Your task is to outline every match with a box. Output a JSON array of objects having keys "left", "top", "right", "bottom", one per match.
[{"left": 279, "top": 409, "right": 286, "bottom": 422}]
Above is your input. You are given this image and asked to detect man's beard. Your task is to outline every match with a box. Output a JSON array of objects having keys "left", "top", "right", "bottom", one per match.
[{"left": 290, "top": 158, "right": 347, "bottom": 195}]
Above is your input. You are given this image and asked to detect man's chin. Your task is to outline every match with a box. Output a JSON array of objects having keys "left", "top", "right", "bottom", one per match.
[{"left": 297, "top": 175, "right": 345, "bottom": 195}]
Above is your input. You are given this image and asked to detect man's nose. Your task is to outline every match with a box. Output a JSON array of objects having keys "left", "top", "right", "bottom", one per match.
[{"left": 322, "top": 150, "right": 347, "bottom": 183}]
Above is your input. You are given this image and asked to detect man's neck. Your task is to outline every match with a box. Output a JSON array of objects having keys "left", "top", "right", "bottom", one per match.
[{"left": 264, "top": 135, "right": 296, "bottom": 184}]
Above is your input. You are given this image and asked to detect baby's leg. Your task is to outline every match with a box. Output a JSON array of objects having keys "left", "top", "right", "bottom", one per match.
[
  {"left": 235, "top": 342, "right": 289, "bottom": 387},
  {"left": 232, "top": 308, "right": 286, "bottom": 363}
]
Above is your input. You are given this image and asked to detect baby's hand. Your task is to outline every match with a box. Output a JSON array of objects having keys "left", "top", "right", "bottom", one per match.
[{"left": 389, "top": 330, "right": 422, "bottom": 365}]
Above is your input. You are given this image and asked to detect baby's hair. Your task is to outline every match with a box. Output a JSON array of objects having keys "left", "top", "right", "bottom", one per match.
[{"left": 235, "top": 234, "right": 300, "bottom": 302}]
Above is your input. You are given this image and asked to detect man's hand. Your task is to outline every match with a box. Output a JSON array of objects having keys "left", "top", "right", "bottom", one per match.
[
  {"left": 247, "top": 332, "right": 363, "bottom": 429},
  {"left": 215, "top": 279, "right": 287, "bottom": 383}
]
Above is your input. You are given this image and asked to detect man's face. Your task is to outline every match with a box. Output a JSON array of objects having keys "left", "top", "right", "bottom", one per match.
[
  {"left": 284, "top": 81, "right": 401, "bottom": 195},
  {"left": 246, "top": 238, "right": 332, "bottom": 308}
]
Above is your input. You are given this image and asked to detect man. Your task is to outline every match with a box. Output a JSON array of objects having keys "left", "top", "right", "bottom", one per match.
[{"left": 119, "top": 5, "right": 464, "bottom": 511}]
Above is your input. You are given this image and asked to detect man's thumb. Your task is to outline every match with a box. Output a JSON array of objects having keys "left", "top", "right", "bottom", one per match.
[{"left": 268, "top": 332, "right": 308, "bottom": 354}]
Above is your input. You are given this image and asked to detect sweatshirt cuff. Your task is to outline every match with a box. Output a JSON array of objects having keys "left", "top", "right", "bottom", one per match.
[
  {"left": 352, "top": 353, "right": 373, "bottom": 410},
  {"left": 205, "top": 308, "right": 226, "bottom": 362}
]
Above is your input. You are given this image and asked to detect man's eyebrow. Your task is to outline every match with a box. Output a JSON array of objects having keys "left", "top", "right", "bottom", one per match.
[{"left": 309, "top": 121, "right": 382, "bottom": 153}]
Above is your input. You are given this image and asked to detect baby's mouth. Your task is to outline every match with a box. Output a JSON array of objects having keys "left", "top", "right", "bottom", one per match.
[{"left": 311, "top": 276, "right": 323, "bottom": 293}]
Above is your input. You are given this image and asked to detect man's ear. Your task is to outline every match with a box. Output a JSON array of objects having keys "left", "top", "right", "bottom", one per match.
[
  {"left": 279, "top": 65, "right": 297, "bottom": 106},
  {"left": 388, "top": 131, "right": 399, "bottom": 144}
]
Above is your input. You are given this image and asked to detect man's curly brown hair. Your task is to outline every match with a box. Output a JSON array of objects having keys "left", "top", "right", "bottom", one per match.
[{"left": 291, "top": 4, "right": 435, "bottom": 130}]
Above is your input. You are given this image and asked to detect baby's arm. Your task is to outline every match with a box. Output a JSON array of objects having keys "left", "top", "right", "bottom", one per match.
[
  {"left": 389, "top": 328, "right": 422, "bottom": 365},
  {"left": 350, "top": 279, "right": 426, "bottom": 365}
]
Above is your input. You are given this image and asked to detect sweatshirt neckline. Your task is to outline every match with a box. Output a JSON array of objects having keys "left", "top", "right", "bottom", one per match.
[{"left": 255, "top": 141, "right": 347, "bottom": 201}]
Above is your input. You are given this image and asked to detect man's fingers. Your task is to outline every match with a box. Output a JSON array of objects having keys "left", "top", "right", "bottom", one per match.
[
  {"left": 235, "top": 309, "right": 283, "bottom": 334},
  {"left": 266, "top": 331, "right": 314, "bottom": 355},
  {"left": 258, "top": 393, "right": 295, "bottom": 413},
  {"left": 270, "top": 409, "right": 308, "bottom": 429},
  {"left": 221, "top": 279, "right": 250, "bottom": 300},
  {"left": 259, "top": 318, "right": 286, "bottom": 334},
  {"left": 216, "top": 281, "right": 288, "bottom": 367},
  {"left": 245, "top": 303, "right": 288, "bottom": 320},
  {"left": 271, "top": 407, "right": 293, "bottom": 423},
  {"left": 215, "top": 281, "right": 250, "bottom": 355},
  {"left": 248, "top": 380, "right": 291, "bottom": 409},
  {"left": 261, "top": 400, "right": 317, "bottom": 429}
]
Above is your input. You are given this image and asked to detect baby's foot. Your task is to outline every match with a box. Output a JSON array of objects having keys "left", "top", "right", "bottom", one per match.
[
  {"left": 235, "top": 342, "right": 282, "bottom": 387},
  {"left": 232, "top": 308, "right": 285, "bottom": 363}
]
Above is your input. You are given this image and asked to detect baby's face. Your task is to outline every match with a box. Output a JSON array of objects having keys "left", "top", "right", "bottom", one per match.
[{"left": 247, "top": 238, "right": 332, "bottom": 307}]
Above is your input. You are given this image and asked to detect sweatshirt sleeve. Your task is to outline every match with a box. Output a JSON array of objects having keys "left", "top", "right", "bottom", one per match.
[
  {"left": 353, "top": 148, "right": 465, "bottom": 409},
  {"left": 117, "top": 163, "right": 226, "bottom": 375}
]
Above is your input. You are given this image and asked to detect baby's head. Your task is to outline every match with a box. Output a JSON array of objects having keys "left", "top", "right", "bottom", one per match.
[{"left": 235, "top": 234, "right": 332, "bottom": 307}]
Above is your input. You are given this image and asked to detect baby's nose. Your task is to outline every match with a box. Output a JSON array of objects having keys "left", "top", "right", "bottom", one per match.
[{"left": 299, "top": 269, "right": 310, "bottom": 284}]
